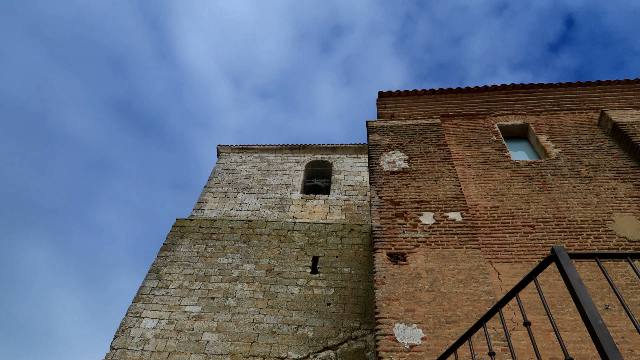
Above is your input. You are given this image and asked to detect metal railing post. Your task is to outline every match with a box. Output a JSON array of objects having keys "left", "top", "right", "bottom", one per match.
[{"left": 551, "top": 246, "right": 623, "bottom": 360}]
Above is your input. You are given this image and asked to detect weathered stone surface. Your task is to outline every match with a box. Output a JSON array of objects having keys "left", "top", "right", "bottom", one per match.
[
  {"left": 192, "top": 145, "right": 369, "bottom": 224},
  {"left": 105, "top": 219, "right": 375, "bottom": 360},
  {"left": 106, "top": 145, "right": 373, "bottom": 360}
]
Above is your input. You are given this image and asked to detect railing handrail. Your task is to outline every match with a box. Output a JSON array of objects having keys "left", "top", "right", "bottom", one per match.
[
  {"left": 436, "top": 256, "right": 554, "bottom": 359},
  {"left": 436, "top": 246, "right": 640, "bottom": 360},
  {"left": 569, "top": 251, "right": 640, "bottom": 260}
]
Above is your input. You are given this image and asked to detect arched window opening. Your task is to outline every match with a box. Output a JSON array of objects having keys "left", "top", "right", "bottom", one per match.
[{"left": 302, "top": 160, "right": 332, "bottom": 195}]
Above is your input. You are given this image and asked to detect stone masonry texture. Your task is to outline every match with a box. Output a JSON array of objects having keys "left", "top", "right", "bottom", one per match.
[
  {"left": 105, "top": 219, "right": 375, "bottom": 360},
  {"left": 192, "top": 145, "right": 369, "bottom": 224},
  {"left": 105, "top": 145, "right": 375, "bottom": 360},
  {"left": 107, "top": 79, "right": 640, "bottom": 359}
]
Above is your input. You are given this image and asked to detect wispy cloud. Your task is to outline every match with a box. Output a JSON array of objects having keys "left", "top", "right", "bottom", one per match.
[{"left": 0, "top": 1, "right": 638, "bottom": 359}]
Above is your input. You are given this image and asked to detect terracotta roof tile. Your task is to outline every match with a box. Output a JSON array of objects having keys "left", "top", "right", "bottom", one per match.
[
  {"left": 218, "top": 143, "right": 366, "bottom": 148},
  {"left": 378, "top": 78, "right": 640, "bottom": 98},
  {"left": 216, "top": 143, "right": 367, "bottom": 156}
]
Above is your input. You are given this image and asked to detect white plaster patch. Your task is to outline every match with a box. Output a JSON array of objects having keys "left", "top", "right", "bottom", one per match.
[
  {"left": 380, "top": 150, "right": 409, "bottom": 171},
  {"left": 393, "top": 323, "right": 425, "bottom": 348},
  {"left": 445, "top": 211, "right": 463, "bottom": 221},
  {"left": 419, "top": 212, "right": 436, "bottom": 225}
]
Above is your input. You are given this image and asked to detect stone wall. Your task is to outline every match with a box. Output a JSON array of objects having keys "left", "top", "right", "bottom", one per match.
[
  {"left": 192, "top": 145, "right": 369, "bottom": 224},
  {"left": 105, "top": 219, "right": 375, "bottom": 360},
  {"left": 106, "top": 145, "right": 375, "bottom": 360}
]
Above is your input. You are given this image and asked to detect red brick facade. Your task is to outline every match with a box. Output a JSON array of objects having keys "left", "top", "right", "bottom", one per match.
[{"left": 368, "top": 80, "right": 640, "bottom": 358}]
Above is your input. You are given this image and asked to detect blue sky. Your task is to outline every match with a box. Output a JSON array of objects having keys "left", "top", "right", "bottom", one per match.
[{"left": 0, "top": 1, "right": 638, "bottom": 359}]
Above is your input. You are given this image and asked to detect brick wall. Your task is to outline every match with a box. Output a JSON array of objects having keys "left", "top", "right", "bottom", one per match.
[
  {"left": 105, "top": 219, "right": 375, "bottom": 360},
  {"left": 367, "top": 119, "right": 496, "bottom": 358},
  {"left": 600, "top": 109, "right": 640, "bottom": 162},
  {"left": 443, "top": 110, "right": 640, "bottom": 259},
  {"left": 377, "top": 80, "right": 640, "bottom": 119},
  {"left": 192, "top": 145, "right": 369, "bottom": 224},
  {"left": 368, "top": 82, "right": 640, "bottom": 358}
]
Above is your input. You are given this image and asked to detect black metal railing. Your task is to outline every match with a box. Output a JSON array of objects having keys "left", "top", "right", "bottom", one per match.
[{"left": 437, "top": 246, "right": 640, "bottom": 360}]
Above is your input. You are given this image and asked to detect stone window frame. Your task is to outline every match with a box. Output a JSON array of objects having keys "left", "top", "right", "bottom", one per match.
[{"left": 301, "top": 159, "right": 333, "bottom": 196}]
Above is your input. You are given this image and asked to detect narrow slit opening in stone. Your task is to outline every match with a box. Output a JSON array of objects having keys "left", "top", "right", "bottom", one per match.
[{"left": 310, "top": 256, "right": 320, "bottom": 274}]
